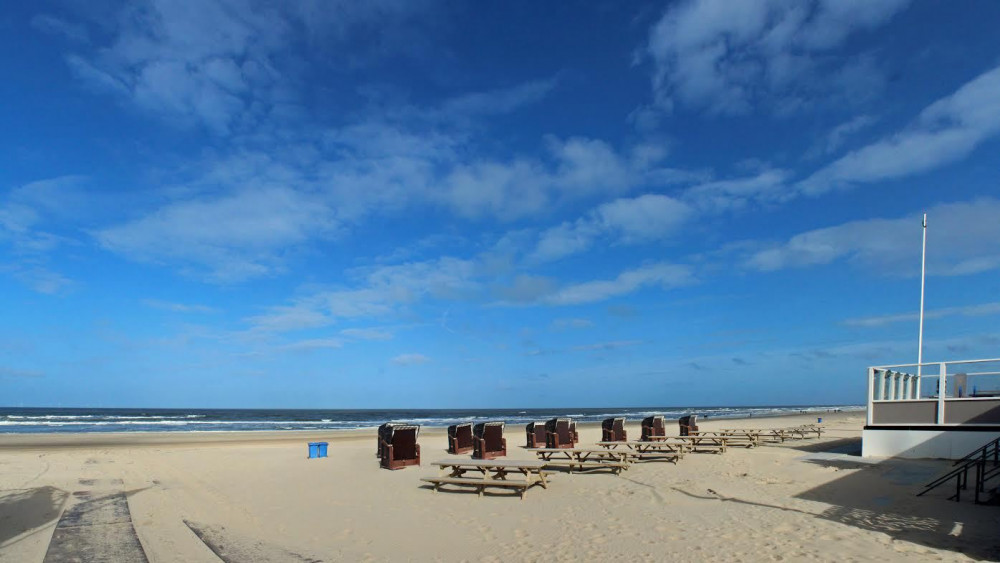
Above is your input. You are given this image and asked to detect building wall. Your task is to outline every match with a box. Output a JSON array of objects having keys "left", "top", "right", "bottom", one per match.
[
  {"left": 871, "top": 400, "right": 937, "bottom": 424},
  {"left": 862, "top": 428, "right": 1000, "bottom": 459},
  {"left": 944, "top": 399, "right": 1000, "bottom": 424}
]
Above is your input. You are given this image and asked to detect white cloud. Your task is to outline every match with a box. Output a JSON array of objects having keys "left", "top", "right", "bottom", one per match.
[
  {"left": 279, "top": 338, "right": 343, "bottom": 352},
  {"left": 438, "top": 136, "right": 652, "bottom": 220},
  {"left": 63, "top": 0, "right": 296, "bottom": 134},
  {"left": 422, "top": 79, "right": 558, "bottom": 123},
  {"left": 93, "top": 124, "right": 697, "bottom": 279},
  {"left": 142, "top": 299, "right": 218, "bottom": 313},
  {"left": 96, "top": 181, "right": 338, "bottom": 282},
  {"left": 493, "top": 275, "right": 558, "bottom": 304},
  {"left": 245, "top": 305, "right": 333, "bottom": 333},
  {"left": 644, "top": 0, "right": 910, "bottom": 115},
  {"left": 532, "top": 194, "right": 692, "bottom": 262},
  {"left": 392, "top": 353, "right": 430, "bottom": 365},
  {"left": 340, "top": 328, "right": 394, "bottom": 340},
  {"left": 0, "top": 176, "right": 92, "bottom": 293},
  {"left": 816, "top": 115, "right": 877, "bottom": 155},
  {"left": 245, "top": 256, "right": 481, "bottom": 332},
  {"left": 532, "top": 221, "right": 601, "bottom": 263},
  {"left": 746, "top": 198, "right": 1000, "bottom": 275},
  {"left": 683, "top": 169, "right": 792, "bottom": 212},
  {"left": 61, "top": 0, "right": 433, "bottom": 135},
  {"left": 551, "top": 318, "right": 594, "bottom": 330},
  {"left": 544, "top": 262, "right": 694, "bottom": 305},
  {"left": 844, "top": 302, "right": 1000, "bottom": 327},
  {"left": 799, "top": 64, "right": 1000, "bottom": 194},
  {"left": 31, "top": 14, "right": 89, "bottom": 43},
  {"left": 571, "top": 340, "right": 643, "bottom": 352},
  {"left": 0, "top": 367, "right": 44, "bottom": 378},
  {"left": 3, "top": 266, "right": 74, "bottom": 295}
]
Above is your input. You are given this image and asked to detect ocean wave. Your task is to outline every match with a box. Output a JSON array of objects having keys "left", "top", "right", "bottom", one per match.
[{"left": 0, "top": 405, "right": 864, "bottom": 434}]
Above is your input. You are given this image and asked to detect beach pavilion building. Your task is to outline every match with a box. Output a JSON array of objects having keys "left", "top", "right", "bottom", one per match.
[{"left": 863, "top": 358, "right": 1000, "bottom": 459}]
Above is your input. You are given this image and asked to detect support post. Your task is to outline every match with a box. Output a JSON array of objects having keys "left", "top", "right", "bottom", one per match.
[
  {"left": 867, "top": 368, "right": 875, "bottom": 426},
  {"left": 917, "top": 214, "right": 927, "bottom": 380},
  {"left": 936, "top": 362, "right": 947, "bottom": 425}
]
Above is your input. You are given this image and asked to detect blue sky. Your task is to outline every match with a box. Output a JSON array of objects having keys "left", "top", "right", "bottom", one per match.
[{"left": 2, "top": 0, "right": 999, "bottom": 408}]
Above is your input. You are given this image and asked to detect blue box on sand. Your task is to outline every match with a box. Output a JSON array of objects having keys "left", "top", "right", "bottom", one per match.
[{"left": 308, "top": 442, "right": 328, "bottom": 458}]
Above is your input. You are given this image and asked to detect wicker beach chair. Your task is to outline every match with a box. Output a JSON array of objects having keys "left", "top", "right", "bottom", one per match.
[
  {"left": 678, "top": 415, "right": 699, "bottom": 436},
  {"left": 641, "top": 415, "right": 666, "bottom": 440},
  {"left": 472, "top": 421, "right": 507, "bottom": 460},
  {"left": 545, "top": 418, "right": 574, "bottom": 449},
  {"left": 380, "top": 425, "right": 421, "bottom": 470},
  {"left": 377, "top": 422, "right": 395, "bottom": 458},
  {"left": 602, "top": 417, "right": 627, "bottom": 441},
  {"left": 569, "top": 421, "right": 579, "bottom": 445},
  {"left": 526, "top": 421, "right": 546, "bottom": 448},
  {"left": 448, "top": 423, "right": 474, "bottom": 454}
]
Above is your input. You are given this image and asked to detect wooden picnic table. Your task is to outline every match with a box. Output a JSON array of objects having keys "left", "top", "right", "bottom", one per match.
[
  {"left": 595, "top": 440, "right": 685, "bottom": 463},
  {"left": 719, "top": 425, "right": 823, "bottom": 442},
  {"left": 422, "top": 459, "right": 549, "bottom": 499},
  {"left": 690, "top": 431, "right": 759, "bottom": 447},
  {"left": 644, "top": 435, "right": 728, "bottom": 453},
  {"left": 530, "top": 448, "right": 631, "bottom": 474}
]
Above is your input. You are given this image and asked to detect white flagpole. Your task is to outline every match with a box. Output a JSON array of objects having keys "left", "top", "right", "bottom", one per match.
[{"left": 917, "top": 213, "right": 927, "bottom": 396}]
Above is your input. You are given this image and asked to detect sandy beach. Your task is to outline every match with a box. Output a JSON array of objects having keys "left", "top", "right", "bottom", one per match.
[{"left": 1, "top": 411, "right": 997, "bottom": 562}]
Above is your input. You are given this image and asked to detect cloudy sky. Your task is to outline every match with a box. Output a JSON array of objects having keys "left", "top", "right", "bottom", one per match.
[{"left": 2, "top": 0, "right": 999, "bottom": 408}]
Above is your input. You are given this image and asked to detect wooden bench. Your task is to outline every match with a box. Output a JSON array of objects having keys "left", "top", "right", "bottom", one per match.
[
  {"left": 530, "top": 448, "right": 631, "bottom": 474},
  {"left": 719, "top": 425, "right": 823, "bottom": 442},
  {"left": 421, "top": 477, "right": 535, "bottom": 499},
  {"left": 426, "top": 459, "right": 549, "bottom": 499},
  {"left": 646, "top": 436, "right": 727, "bottom": 453},
  {"left": 539, "top": 460, "right": 629, "bottom": 474},
  {"left": 595, "top": 441, "right": 685, "bottom": 463},
  {"left": 692, "top": 431, "right": 759, "bottom": 448}
]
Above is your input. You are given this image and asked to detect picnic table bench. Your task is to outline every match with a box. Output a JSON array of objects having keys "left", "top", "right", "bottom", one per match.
[
  {"left": 595, "top": 440, "right": 685, "bottom": 463},
  {"left": 530, "top": 448, "right": 631, "bottom": 474},
  {"left": 422, "top": 459, "right": 549, "bottom": 499},
  {"left": 690, "top": 431, "right": 759, "bottom": 447},
  {"left": 719, "top": 425, "right": 823, "bottom": 442},
  {"left": 644, "top": 435, "right": 728, "bottom": 453}
]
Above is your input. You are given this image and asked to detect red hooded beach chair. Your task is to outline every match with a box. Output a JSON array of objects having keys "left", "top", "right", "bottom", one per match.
[
  {"left": 472, "top": 421, "right": 507, "bottom": 460},
  {"left": 380, "top": 425, "right": 421, "bottom": 470},
  {"left": 447, "top": 423, "right": 474, "bottom": 454}
]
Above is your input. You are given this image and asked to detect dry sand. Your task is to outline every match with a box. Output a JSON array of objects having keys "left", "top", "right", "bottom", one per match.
[{"left": 1, "top": 412, "right": 998, "bottom": 562}]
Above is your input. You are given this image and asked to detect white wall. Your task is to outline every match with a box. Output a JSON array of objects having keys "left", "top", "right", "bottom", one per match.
[{"left": 862, "top": 429, "right": 1000, "bottom": 459}]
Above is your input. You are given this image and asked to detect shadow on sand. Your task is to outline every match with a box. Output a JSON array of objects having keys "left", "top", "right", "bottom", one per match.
[
  {"left": 677, "top": 435, "right": 1000, "bottom": 560},
  {"left": 797, "top": 437, "right": 1000, "bottom": 559},
  {"left": 0, "top": 486, "right": 68, "bottom": 546}
]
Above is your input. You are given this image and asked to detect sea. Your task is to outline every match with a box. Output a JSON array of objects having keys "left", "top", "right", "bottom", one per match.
[{"left": 0, "top": 405, "right": 864, "bottom": 434}]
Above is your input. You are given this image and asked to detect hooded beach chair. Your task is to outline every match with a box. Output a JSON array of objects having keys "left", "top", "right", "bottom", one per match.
[
  {"left": 545, "top": 418, "right": 574, "bottom": 449},
  {"left": 380, "top": 425, "right": 421, "bottom": 470},
  {"left": 525, "top": 421, "right": 546, "bottom": 448},
  {"left": 472, "top": 421, "right": 507, "bottom": 460},
  {"left": 570, "top": 421, "right": 579, "bottom": 445},
  {"left": 602, "top": 417, "right": 627, "bottom": 441},
  {"left": 447, "top": 423, "right": 474, "bottom": 454},
  {"left": 641, "top": 415, "right": 666, "bottom": 440},
  {"left": 678, "top": 415, "right": 699, "bottom": 436},
  {"left": 377, "top": 422, "right": 395, "bottom": 458}
]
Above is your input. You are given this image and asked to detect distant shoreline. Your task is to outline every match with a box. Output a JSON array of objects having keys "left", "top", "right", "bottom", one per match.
[
  {"left": 0, "top": 404, "right": 865, "bottom": 436},
  {"left": 0, "top": 409, "right": 862, "bottom": 448}
]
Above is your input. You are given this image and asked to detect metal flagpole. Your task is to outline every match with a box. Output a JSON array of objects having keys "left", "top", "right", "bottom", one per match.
[{"left": 917, "top": 213, "right": 927, "bottom": 395}]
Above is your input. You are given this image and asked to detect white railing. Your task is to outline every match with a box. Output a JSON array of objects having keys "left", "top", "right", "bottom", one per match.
[{"left": 866, "top": 358, "right": 1000, "bottom": 426}]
